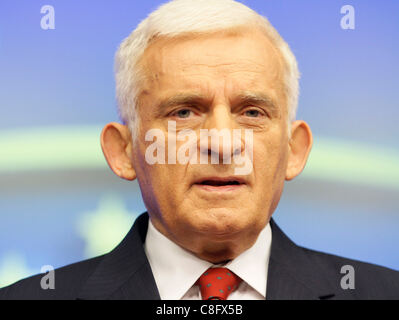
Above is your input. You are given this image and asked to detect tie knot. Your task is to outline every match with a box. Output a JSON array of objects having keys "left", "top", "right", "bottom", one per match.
[{"left": 197, "top": 267, "right": 241, "bottom": 300}]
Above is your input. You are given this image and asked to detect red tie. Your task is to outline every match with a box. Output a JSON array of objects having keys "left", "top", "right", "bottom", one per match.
[{"left": 197, "top": 267, "right": 242, "bottom": 300}]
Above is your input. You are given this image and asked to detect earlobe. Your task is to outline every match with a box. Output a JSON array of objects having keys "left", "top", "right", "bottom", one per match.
[
  {"left": 100, "top": 122, "right": 137, "bottom": 181},
  {"left": 285, "top": 120, "right": 313, "bottom": 181}
]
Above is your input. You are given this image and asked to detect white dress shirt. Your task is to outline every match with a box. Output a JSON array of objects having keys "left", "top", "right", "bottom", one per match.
[{"left": 144, "top": 219, "right": 272, "bottom": 300}]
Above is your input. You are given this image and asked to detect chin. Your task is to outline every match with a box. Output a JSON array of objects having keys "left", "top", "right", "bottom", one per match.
[{"left": 187, "top": 208, "right": 251, "bottom": 239}]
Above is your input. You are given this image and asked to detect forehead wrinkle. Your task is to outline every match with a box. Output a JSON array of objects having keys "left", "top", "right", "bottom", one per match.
[
  {"left": 143, "top": 31, "right": 283, "bottom": 77},
  {"left": 139, "top": 30, "right": 288, "bottom": 118},
  {"left": 176, "top": 53, "right": 282, "bottom": 80},
  {"left": 180, "top": 59, "right": 268, "bottom": 70}
]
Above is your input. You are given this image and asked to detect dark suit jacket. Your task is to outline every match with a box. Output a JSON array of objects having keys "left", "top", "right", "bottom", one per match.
[{"left": 1, "top": 213, "right": 398, "bottom": 300}]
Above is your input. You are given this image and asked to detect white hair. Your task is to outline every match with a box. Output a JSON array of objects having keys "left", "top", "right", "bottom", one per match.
[{"left": 115, "top": 0, "right": 300, "bottom": 138}]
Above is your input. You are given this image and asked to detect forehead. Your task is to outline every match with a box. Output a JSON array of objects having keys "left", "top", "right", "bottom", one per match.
[{"left": 139, "top": 29, "right": 286, "bottom": 105}]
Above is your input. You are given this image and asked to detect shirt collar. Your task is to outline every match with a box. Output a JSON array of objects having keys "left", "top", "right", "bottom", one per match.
[
  {"left": 144, "top": 219, "right": 272, "bottom": 299},
  {"left": 221, "top": 223, "right": 271, "bottom": 297}
]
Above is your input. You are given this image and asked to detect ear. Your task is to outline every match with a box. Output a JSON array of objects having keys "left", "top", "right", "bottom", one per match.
[
  {"left": 285, "top": 120, "right": 313, "bottom": 181},
  {"left": 100, "top": 122, "right": 136, "bottom": 181}
]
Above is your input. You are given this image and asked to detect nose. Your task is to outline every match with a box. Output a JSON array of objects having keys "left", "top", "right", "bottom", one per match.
[{"left": 199, "top": 104, "right": 244, "bottom": 164}]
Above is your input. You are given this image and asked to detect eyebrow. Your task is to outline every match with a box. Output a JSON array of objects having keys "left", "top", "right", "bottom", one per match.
[
  {"left": 154, "top": 91, "right": 280, "bottom": 117},
  {"left": 154, "top": 93, "right": 208, "bottom": 117},
  {"left": 234, "top": 91, "right": 280, "bottom": 118}
]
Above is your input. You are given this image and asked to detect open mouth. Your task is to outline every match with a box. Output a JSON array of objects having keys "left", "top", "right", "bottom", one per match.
[
  {"left": 198, "top": 180, "right": 242, "bottom": 186},
  {"left": 193, "top": 177, "right": 246, "bottom": 191}
]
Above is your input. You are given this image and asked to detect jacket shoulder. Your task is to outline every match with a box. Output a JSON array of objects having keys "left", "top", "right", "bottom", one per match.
[
  {"left": 0, "top": 255, "right": 105, "bottom": 300},
  {"left": 300, "top": 246, "right": 399, "bottom": 299}
]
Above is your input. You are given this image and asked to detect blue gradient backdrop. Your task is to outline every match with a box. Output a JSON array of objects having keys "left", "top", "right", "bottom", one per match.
[{"left": 0, "top": 0, "right": 398, "bottom": 287}]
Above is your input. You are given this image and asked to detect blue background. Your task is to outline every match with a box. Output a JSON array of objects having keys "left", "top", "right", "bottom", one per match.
[{"left": 0, "top": 0, "right": 398, "bottom": 287}]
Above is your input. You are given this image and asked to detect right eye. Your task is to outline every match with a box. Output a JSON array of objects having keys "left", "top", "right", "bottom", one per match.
[{"left": 171, "top": 108, "right": 193, "bottom": 119}]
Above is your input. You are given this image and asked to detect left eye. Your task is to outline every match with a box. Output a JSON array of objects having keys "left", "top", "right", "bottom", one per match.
[
  {"left": 244, "top": 109, "right": 261, "bottom": 117},
  {"left": 175, "top": 109, "right": 192, "bottom": 118}
]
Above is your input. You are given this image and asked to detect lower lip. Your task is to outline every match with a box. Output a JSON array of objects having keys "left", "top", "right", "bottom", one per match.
[{"left": 193, "top": 184, "right": 245, "bottom": 192}]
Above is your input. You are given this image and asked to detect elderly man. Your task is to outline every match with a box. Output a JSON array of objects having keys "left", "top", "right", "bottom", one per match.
[{"left": 1, "top": 0, "right": 398, "bottom": 300}]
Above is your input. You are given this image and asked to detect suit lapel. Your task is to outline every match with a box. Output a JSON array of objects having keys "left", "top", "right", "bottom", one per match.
[
  {"left": 77, "top": 213, "right": 351, "bottom": 300},
  {"left": 266, "top": 219, "right": 343, "bottom": 300},
  {"left": 77, "top": 213, "right": 160, "bottom": 300}
]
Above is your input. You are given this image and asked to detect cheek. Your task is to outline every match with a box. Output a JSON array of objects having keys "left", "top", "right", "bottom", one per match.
[
  {"left": 253, "top": 132, "right": 288, "bottom": 183},
  {"left": 134, "top": 140, "right": 186, "bottom": 200}
]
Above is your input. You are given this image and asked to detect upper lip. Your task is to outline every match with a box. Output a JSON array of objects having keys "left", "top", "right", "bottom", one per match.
[{"left": 193, "top": 176, "right": 247, "bottom": 186}]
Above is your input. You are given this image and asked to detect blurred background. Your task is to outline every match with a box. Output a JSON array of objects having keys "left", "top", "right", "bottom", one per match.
[{"left": 0, "top": 0, "right": 398, "bottom": 288}]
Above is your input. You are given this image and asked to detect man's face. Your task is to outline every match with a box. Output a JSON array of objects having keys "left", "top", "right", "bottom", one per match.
[{"left": 132, "top": 29, "right": 290, "bottom": 261}]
